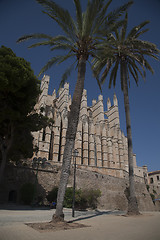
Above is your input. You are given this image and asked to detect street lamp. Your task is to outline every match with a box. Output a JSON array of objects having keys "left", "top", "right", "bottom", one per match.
[
  {"left": 32, "top": 157, "right": 47, "bottom": 179},
  {"left": 32, "top": 157, "right": 47, "bottom": 205},
  {"left": 72, "top": 149, "right": 79, "bottom": 217}
]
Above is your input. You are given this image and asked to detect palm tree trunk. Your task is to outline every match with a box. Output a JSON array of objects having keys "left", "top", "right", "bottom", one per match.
[
  {"left": 121, "top": 61, "right": 140, "bottom": 215},
  {"left": 53, "top": 56, "right": 87, "bottom": 221}
]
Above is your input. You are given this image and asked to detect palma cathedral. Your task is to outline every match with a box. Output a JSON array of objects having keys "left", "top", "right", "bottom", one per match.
[{"left": 32, "top": 75, "right": 148, "bottom": 180}]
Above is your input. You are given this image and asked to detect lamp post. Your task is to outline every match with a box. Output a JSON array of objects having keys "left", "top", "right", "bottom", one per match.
[
  {"left": 72, "top": 149, "right": 79, "bottom": 217},
  {"left": 32, "top": 157, "right": 47, "bottom": 180},
  {"left": 32, "top": 157, "right": 47, "bottom": 204}
]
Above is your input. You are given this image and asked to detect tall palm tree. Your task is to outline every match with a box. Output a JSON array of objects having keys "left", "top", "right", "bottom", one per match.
[
  {"left": 17, "top": 0, "right": 133, "bottom": 220},
  {"left": 92, "top": 13, "right": 159, "bottom": 215}
]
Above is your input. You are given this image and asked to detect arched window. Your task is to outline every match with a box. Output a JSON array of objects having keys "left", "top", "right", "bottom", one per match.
[
  {"left": 48, "top": 131, "right": 54, "bottom": 160},
  {"left": 150, "top": 178, "right": 154, "bottom": 184},
  {"left": 42, "top": 128, "right": 46, "bottom": 141},
  {"left": 81, "top": 124, "right": 84, "bottom": 165},
  {"left": 58, "top": 120, "right": 63, "bottom": 162}
]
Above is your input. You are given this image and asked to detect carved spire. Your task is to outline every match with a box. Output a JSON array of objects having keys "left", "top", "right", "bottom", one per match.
[
  {"left": 107, "top": 97, "right": 111, "bottom": 110},
  {"left": 113, "top": 93, "right": 118, "bottom": 106}
]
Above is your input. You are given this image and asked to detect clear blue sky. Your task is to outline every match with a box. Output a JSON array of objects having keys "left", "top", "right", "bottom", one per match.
[{"left": 0, "top": 0, "right": 160, "bottom": 172}]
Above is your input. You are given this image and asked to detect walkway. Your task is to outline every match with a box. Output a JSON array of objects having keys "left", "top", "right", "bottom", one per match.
[{"left": 0, "top": 206, "right": 160, "bottom": 240}]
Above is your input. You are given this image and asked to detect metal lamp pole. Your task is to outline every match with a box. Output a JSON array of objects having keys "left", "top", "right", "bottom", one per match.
[{"left": 72, "top": 149, "right": 79, "bottom": 217}]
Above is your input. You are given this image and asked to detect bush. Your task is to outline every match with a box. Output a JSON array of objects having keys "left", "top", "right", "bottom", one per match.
[
  {"left": 20, "top": 183, "right": 35, "bottom": 205},
  {"left": 46, "top": 186, "right": 58, "bottom": 203},
  {"left": 150, "top": 193, "right": 155, "bottom": 204},
  {"left": 46, "top": 186, "right": 101, "bottom": 210},
  {"left": 46, "top": 186, "right": 74, "bottom": 208},
  {"left": 81, "top": 189, "right": 101, "bottom": 209},
  {"left": 146, "top": 184, "right": 150, "bottom": 192},
  {"left": 153, "top": 189, "right": 157, "bottom": 194},
  {"left": 64, "top": 187, "right": 73, "bottom": 208}
]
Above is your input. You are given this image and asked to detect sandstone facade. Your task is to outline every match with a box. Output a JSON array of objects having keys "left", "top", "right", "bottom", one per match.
[
  {"left": 148, "top": 171, "right": 160, "bottom": 187},
  {"left": 32, "top": 75, "right": 147, "bottom": 180},
  {"left": 1, "top": 75, "right": 159, "bottom": 211}
]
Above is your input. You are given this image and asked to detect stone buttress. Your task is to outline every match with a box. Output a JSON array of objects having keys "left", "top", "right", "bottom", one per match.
[{"left": 32, "top": 75, "right": 142, "bottom": 178}]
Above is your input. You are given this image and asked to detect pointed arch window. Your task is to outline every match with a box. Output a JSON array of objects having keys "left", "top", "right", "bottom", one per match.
[
  {"left": 58, "top": 120, "right": 63, "bottom": 162},
  {"left": 48, "top": 130, "right": 54, "bottom": 160}
]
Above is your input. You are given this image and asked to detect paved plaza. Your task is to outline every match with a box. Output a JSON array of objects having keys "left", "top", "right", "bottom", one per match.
[{"left": 0, "top": 206, "right": 160, "bottom": 240}]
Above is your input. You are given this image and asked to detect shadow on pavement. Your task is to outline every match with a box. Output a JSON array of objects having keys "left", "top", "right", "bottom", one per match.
[
  {"left": 0, "top": 204, "right": 51, "bottom": 211},
  {"left": 69, "top": 209, "right": 125, "bottom": 223}
]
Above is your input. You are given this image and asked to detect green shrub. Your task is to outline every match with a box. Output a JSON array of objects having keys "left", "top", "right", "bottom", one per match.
[
  {"left": 46, "top": 186, "right": 58, "bottom": 203},
  {"left": 75, "top": 189, "right": 88, "bottom": 209},
  {"left": 153, "top": 189, "right": 157, "bottom": 194},
  {"left": 20, "top": 183, "right": 35, "bottom": 205},
  {"left": 46, "top": 186, "right": 101, "bottom": 209},
  {"left": 63, "top": 187, "right": 73, "bottom": 208},
  {"left": 150, "top": 193, "right": 155, "bottom": 204},
  {"left": 47, "top": 186, "right": 74, "bottom": 207},
  {"left": 146, "top": 184, "right": 150, "bottom": 192},
  {"left": 81, "top": 189, "right": 101, "bottom": 209}
]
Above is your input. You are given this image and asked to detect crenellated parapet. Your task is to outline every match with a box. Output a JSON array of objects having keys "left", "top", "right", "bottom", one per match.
[{"left": 32, "top": 75, "right": 140, "bottom": 179}]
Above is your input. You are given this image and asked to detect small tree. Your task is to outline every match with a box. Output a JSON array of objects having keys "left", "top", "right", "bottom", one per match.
[{"left": 0, "top": 46, "right": 48, "bottom": 183}]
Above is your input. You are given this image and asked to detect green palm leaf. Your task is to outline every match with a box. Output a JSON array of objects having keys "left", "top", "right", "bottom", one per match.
[
  {"left": 38, "top": 55, "right": 66, "bottom": 76},
  {"left": 105, "top": 1, "right": 133, "bottom": 25},
  {"left": 28, "top": 40, "right": 54, "bottom": 49},
  {"left": 74, "top": 0, "right": 83, "bottom": 36},
  {"left": 127, "top": 21, "right": 149, "bottom": 38},
  {"left": 17, "top": 33, "right": 53, "bottom": 43},
  {"left": 58, "top": 62, "right": 76, "bottom": 91},
  {"left": 109, "top": 59, "right": 119, "bottom": 88}
]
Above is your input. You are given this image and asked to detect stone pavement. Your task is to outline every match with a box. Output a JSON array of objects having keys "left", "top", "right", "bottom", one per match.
[{"left": 0, "top": 206, "right": 160, "bottom": 240}]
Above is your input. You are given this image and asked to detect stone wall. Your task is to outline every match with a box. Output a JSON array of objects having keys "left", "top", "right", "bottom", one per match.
[
  {"left": 1, "top": 163, "right": 157, "bottom": 211},
  {"left": 69, "top": 167, "right": 156, "bottom": 211}
]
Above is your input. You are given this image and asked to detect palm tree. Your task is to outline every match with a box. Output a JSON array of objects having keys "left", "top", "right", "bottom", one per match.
[
  {"left": 92, "top": 13, "right": 159, "bottom": 215},
  {"left": 17, "top": 0, "right": 133, "bottom": 220}
]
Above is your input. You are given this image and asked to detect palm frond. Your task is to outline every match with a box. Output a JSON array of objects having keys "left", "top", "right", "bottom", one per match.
[
  {"left": 134, "top": 28, "right": 149, "bottom": 38},
  {"left": 128, "top": 64, "right": 139, "bottom": 85},
  {"left": 101, "top": 58, "right": 115, "bottom": 85},
  {"left": 88, "top": 60, "right": 102, "bottom": 93},
  {"left": 38, "top": 55, "right": 67, "bottom": 76},
  {"left": 114, "top": 29, "right": 120, "bottom": 42},
  {"left": 17, "top": 33, "right": 53, "bottom": 43},
  {"left": 58, "top": 61, "right": 75, "bottom": 92},
  {"left": 74, "top": 0, "right": 82, "bottom": 36},
  {"left": 28, "top": 40, "right": 54, "bottom": 49},
  {"left": 105, "top": 1, "right": 133, "bottom": 26},
  {"left": 42, "top": 10, "right": 76, "bottom": 41},
  {"left": 57, "top": 53, "right": 75, "bottom": 65},
  {"left": 51, "top": 35, "right": 74, "bottom": 43},
  {"left": 92, "top": 0, "right": 112, "bottom": 34},
  {"left": 121, "top": 12, "right": 128, "bottom": 42},
  {"left": 143, "top": 59, "right": 154, "bottom": 74},
  {"left": 82, "top": 0, "right": 93, "bottom": 37},
  {"left": 120, "top": 60, "right": 125, "bottom": 91},
  {"left": 36, "top": 0, "right": 77, "bottom": 41},
  {"left": 109, "top": 60, "right": 119, "bottom": 88},
  {"left": 113, "top": 60, "right": 119, "bottom": 87},
  {"left": 50, "top": 43, "right": 75, "bottom": 51},
  {"left": 127, "top": 21, "right": 149, "bottom": 38},
  {"left": 82, "top": 0, "right": 105, "bottom": 37},
  {"left": 130, "top": 39, "right": 160, "bottom": 56},
  {"left": 102, "top": 19, "right": 125, "bottom": 36},
  {"left": 127, "top": 58, "right": 146, "bottom": 81}
]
